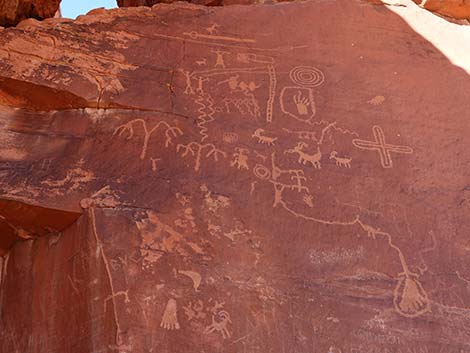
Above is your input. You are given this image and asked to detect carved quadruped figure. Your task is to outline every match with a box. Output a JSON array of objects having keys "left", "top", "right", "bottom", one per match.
[
  {"left": 330, "top": 151, "right": 352, "bottom": 168},
  {"left": 285, "top": 142, "right": 322, "bottom": 169},
  {"left": 352, "top": 125, "right": 413, "bottom": 168},
  {"left": 113, "top": 119, "right": 183, "bottom": 160},
  {"left": 204, "top": 310, "right": 232, "bottom": 339},
  {"left": 252, "top": 128, "right": 277, "bottom": 146},
  {"left": 160, "top": 298, "right": 180, "bottom": 330}
]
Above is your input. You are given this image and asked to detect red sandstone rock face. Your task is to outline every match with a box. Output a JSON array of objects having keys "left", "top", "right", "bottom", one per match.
[
  {"left": 1, "top": 1, "right": 470, "bottom": 352},
  {"left": 415, "top": 0, "right": 470, "bottom": 19},
  {"left": 0, "top": 0, "right": 60, "bottom": 27}
]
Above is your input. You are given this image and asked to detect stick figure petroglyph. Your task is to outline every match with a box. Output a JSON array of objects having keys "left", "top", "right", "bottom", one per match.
[
  {"left": 212, "top": 49, "right": 229, "bottom": 69},
  {"left": 352, "top": 126, "right": 413, "bottom": 168},
  {"left": 204, "top": 310, "right": 232, "bottom": 339},
  {"left": 252, "top": 128, "right": 277, "bottom": 146}
]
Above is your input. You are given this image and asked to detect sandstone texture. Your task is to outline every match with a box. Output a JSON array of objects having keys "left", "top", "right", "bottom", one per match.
[
  {"left": 0, "top": 1, "right": 470, "bottom": 352},
  {"left": 0, "top": 0, "right": 60, "bottom": 27}
]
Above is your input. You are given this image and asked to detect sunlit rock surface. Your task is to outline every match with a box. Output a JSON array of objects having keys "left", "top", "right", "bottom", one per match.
[{"left": 0, "top": 1, "right": 470, "bottom": 352}]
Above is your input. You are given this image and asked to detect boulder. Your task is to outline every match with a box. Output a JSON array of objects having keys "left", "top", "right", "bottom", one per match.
[{"left": 0, "top": 0, "right": 61, "bottom": 27}]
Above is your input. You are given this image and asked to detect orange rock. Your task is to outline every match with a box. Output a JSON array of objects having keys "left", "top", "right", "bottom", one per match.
[{"left": 0, "top": 0, "right": 61, "bottom": 27}]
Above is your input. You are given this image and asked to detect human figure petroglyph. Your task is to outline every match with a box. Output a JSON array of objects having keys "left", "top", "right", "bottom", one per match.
[
  {"left": 285, "top": 142, "right": 322, "bottom": 169},
  {"left": 176, "top": 142, "right": 226, "bottom": 172},
  {"left": 330, "top": 151, "right": 352, "bottom": 168},
  {"left": 252, "top": 128, "right": 277, "bottom": 146},
  {"left": 196, "top": 76, "right": 210, "bottom": 94},
  {"left": 204, "top": 310, "right": 232, "bottom": 339},
  {"left": 352, "top": 125, "right": 413, "bottom": 168},
  {"left": 180, "top": 69, "right": 195, "bottom": 95},
  {"left": 113, "top": 119, "right": 183, "bottom": 160},
  {"left": 160, "top": 298, "right": 180, "bottom": 330},
  {"left": 212, "top": 49, "right": 229, "bottom": 68},
  {"left": 230, "top": 147, "right": 250, "bottom": 170}
]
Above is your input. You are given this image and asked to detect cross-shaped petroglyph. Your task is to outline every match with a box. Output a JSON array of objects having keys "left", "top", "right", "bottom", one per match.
[{"left": 352, "top": 125, "right": 413, "bottom": 168}]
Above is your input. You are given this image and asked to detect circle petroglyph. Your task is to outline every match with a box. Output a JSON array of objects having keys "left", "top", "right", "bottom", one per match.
[
  {"left": 253, "top": 164, "right": 271, "bottom": 180},
  {"left": 289, "top": 66, "right": 325, "bottom": 88}
]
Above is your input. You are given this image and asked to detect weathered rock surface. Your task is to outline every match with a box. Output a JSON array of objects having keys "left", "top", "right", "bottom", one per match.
[
  {"left": 415, "top": 0, "right": 470, "bottom": 20},
  {"left": 0, "top": 0, "right": 61, "bottom": 27},
  {"left": 0, "top": 1, "right": 470, "bottom": 352}
]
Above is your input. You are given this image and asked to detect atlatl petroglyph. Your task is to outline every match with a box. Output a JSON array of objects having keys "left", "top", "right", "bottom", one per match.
[
  {"left": 352, "top": 125, "right": 413, "bottom": 168},
  {"left": 176, "top": 142, "right": 226, "bottom": 172},
  {"left": 113, "top": 119, "right": 183, "bottom": 160}
]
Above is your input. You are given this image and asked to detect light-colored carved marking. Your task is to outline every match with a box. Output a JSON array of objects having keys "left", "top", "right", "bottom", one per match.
[
  {"left": 253, "top": 153, "right": 428, "bottom": 317},
  {"left": 279, "top": 86, "right": 316, "bottom": 123},
  {"left": 206, "top": 24, "right": 219, "bottom": 35},
  {"left": 250, "top": 181, "right": 257, "bottom": 195},
  {"left": 289, "top": 66, "right": 325, "bottom": 88},
  {"left": 151, "top": 158, "right": 161, "bottom": 171},
  {"left": 254, "top": 151, "right": 267, "bottom": 161},
  {"left": 224, "top": 96, "right": 261, "bottom": 119},
  {"left": 104, "top": 291, "right": 130, "bottom": 312},
  {"left": 195, "top": 58, "right": 207, "bottom": 66},
  {"left": 222, "top": 132, "right": 239, "bottom": 144},
  {"left": 176, "top": 142, "right": 226, "bottom": 172},
  {"left": 204, "top": 310, "right": 232, "bottom": 339},
  {"left": 113, "top": 119, "right": 183, "bottom": 160},
  {"left": 303, "top": 194, "right": 314, "bottom": 208},
  {"left": 178, "top": 270, "right": 202, "bottom": 292},
  {"left": 236, "top": 53, "right": 275, "bottom": 64},
  {"left": 183, "top": 300, "right": 206, "bottom": 321},
  {"left": 330, "top": 151, "right": 352, "bottom": 168},
  {"left": 194, "top": 93, "right": 216, "bottom": 142},
  {"left": 367, "top": 95, "right": 385, "bottom": 105},
  {"left": 252, "top": 128, "right": 277, "bottom": 146},
  {"left": 181, "top": 69, "right": 195, "bottom": 95},
  {"left": 231, "top": 148, "right": 249, "bottom": 170},
  {"left": 184, "top": 31, "right": 256, "bottom": 43},
  {"left": 196, "top": 76, "right": 210, "bottom": 94},
  {"left": 266, "top": 64, "right": 277, "bottom": 123},
  {"left": 160, "top": 298, "right": 180, "bottom": 330},
  {"left": 393, "top": 273, "right": 430, "bottom": 318},
  {"left": 285, "top": 142, "right": 322, "bottom": 169},
  {"left": 212, "top": 49, "right": 229, "bottom": 68},
  {"left": 352, "top": 126, "right": 413, "bottom": 168},
  {"left": 89, "top": 208, "right": 126, "bottom": 348}
]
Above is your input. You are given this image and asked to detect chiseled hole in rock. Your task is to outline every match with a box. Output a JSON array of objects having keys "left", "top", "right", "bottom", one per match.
[
  {"left": 0, "top": 199, "right": 81, "bottom": 254},
  {"left": 60, "top": 0, "right": 118, "bottom": 19}
]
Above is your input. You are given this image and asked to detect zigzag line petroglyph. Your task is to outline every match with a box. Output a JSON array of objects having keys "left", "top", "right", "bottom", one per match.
[
  {"left": 113, "top": 119, "right": 183, "bottom": 160},
  {"left": 194, "top": 94, "right": 216, "bottom": 142}
]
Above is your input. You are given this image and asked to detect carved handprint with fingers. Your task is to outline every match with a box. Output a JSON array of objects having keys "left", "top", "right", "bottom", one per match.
[{"left": 293, "top": 91, "right": 310, "bottom": 115}]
